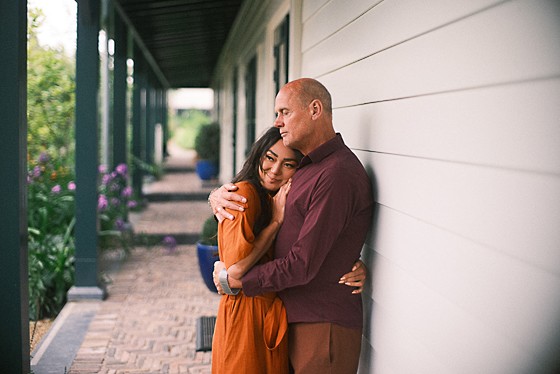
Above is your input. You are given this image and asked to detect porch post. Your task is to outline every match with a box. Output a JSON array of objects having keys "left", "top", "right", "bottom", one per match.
[
  {"left": 145, "top": 76, "right": 155, "bottom": 166},
  {"left": 0, "top": 1, "right": 30, "bottom": 371},
  {"left": 162, "top": 89, "right": 169, "bottom": 158},
  {"left": 132, "top": 44, "right": 146, "bottom": 200},
  {"left": 68, "top": 0, "right": 106, "bottom": 300},
  {"left": 112, "top": 13, "right": 128, "bottom": 168}
]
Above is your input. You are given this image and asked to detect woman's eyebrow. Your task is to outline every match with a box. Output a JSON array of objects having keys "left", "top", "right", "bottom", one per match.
[{"left": 267, "top": 149, "right": 278, "bottom": 157}]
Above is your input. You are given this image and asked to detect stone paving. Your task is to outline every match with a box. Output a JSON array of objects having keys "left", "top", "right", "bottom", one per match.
[{"left": 68, "top": 145, "right": 221, "bottom": 374}]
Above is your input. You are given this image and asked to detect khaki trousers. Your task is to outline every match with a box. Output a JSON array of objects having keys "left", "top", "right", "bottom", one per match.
[{"left": 289, "top": 322, "right": 362, "bottom": 374}]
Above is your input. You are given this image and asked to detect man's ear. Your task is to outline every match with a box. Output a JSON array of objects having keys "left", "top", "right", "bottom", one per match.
[{"left": 310, "top": 99, "right": 322, "bottom": 119}]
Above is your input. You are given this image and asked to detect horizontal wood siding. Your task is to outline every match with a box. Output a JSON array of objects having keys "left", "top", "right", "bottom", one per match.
[{"left": 300, "top": 0, "right": 560, "bottom": 373}]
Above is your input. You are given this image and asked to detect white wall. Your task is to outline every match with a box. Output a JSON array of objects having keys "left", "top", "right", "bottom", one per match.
[
  {"left": 213, "top": 0, "right": 560, "bottom": 372},
  {"left": 213, "top": 0, "right": 290, "bottom": 180},
  {"left": 300, "top": 0, "right": 560, "bottom": 373}
]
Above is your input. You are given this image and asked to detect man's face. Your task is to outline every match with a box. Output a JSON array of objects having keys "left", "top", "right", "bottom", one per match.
[{"left": 273, "top": 87, "right": 312, "bottom": 153}]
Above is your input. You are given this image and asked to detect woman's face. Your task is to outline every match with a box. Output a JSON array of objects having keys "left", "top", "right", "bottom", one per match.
[{"left": 259, "top": 139, "right": 299, "bottom": 192}]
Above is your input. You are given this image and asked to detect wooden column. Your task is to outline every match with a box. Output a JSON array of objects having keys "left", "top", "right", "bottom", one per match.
[
  {"left": 112, "top": 13, "right": 128, "bottom": 168},
  {"left": 68, "top": 0, "right": 105, "bottom": 300},
  {"left": 0, "top": 1, "right": 30, "bottom": 371},
  {"left": 132, "top": 43, "right": 146, "bottom": 200}
]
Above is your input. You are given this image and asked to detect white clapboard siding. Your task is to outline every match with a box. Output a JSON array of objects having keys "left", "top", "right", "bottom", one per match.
[
  {"left": 335, "top": 78, "right": 560, "bottom": 175},
  {"left": 310, "top": 0, "right": 560, "bottom": 105},
  {"left": 301, "top": 0, "right": 327, "bottom": 23},
  {"left": 374, "top": 203, "right": 559, "bottom": 361},
  {"left": 213, "top": 0, "right": 560, "bottom": 372},
  {"left": 360, "top": 150, "right": 560, "bottom": 276},
  {"left": 302, "top": 0, "right": 504, "bottom": 77},
  {"left": 301, "top": 0, "right": 379, "bottom": 52}
]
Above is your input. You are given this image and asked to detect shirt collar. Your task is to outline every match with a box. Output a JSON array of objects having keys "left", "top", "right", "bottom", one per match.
[{"left": 298, "top": 133, "right": 344, "bottom": 168}]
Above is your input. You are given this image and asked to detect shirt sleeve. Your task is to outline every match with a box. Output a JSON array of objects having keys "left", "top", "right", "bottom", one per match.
[
  {"left": 243, "top": 166, "right": 357, "bottom": 295},
  {"left": 218, "top": 182, "right": 261, "bottom": 268}
]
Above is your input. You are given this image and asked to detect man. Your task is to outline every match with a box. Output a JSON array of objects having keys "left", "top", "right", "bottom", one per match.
[{"left": 210, "top": 78, "right": 374, "bottom": 373}]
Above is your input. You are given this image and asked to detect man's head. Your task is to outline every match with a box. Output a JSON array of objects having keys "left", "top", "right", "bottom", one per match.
[{"left": 273, "top": 78, "right": 335, "bottom": 155}]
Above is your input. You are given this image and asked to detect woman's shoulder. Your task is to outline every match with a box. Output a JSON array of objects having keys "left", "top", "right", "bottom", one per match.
[
  {"left": 235, "top": 180, "right": 257, "bottom": 194},
  {"left": 234, "top": 181, "right": 260, "bottom": 204}
]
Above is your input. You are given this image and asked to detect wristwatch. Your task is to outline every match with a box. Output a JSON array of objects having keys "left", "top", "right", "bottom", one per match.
[{"left": 219, "top": 268, "right": 240, "bottom": 295}]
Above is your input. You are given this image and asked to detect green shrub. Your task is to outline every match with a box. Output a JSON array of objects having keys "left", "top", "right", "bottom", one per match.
[
  {"left": 194, "top": 122, "right": 220, "bottom": 162},
  {"left": 169, "top": 109, "right": 211, "bottom": 149},
  {"left": 199, "top": 216, "right": 218, "bottom": 246}
]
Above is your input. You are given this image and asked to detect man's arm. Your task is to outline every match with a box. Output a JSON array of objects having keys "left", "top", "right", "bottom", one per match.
[
  {"left": 214, "top": 259, "right": 367, "bottom": 293},
  {"left": 209, "top": 184, "right": 247, "bottom": 221}
]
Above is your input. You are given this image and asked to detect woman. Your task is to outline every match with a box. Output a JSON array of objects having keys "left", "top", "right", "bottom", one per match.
[{"left": 211, "top": 127, "right": 303, "bottom": 374}]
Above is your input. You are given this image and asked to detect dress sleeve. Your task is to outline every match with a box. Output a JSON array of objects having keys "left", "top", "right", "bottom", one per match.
[{"left": 218, "top": 182, "right": 262, "bottom": 268}]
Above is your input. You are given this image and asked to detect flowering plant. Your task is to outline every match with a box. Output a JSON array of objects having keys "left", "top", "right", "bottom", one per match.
[
  {"left": 27, "top": 152, "right": 76, "bottom": 319},
  {"left": 97, "top": 163, "right": 138, "bottom": 248}
]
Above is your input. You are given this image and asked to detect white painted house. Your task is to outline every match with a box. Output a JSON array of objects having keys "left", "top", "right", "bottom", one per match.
[{"left": 211, "top": 0, "right": 560, "bottom": 373}]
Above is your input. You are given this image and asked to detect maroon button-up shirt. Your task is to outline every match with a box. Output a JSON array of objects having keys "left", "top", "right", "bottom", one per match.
[{"left": 243, "top": 134, "right": 373, "bottom": 330}]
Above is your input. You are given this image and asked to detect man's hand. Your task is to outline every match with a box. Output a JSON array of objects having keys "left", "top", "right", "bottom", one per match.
[
  {"left": 213, "top": 261, "right": 226, "bottom": 294},
  {"left": 209, "top": 184, "right": 247, "bottom": 222},
  {"left": 339, "top": 260, "right": 367, "bottom": 294}
]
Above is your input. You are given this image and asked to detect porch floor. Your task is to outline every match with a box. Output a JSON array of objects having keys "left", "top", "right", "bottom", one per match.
[{"left": 31, "top": 143, "right": 221, "bottom": 374}]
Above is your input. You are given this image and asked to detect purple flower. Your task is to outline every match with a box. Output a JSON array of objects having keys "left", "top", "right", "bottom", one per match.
[
  {"left": 110, "top": 197, "right": 120, "bottom": 207},
  {"left": 109, "top": 182, "right": 120, "bottom": 192},
  {"left": 68, "top": 181, "right": 76, "bottom": 191},
  {"left": 114, "top": 218, "right": 126, "bottom": 231},
  {"left": 98, "top": 194, "right": 108, "bottom": 211},
  {"left": 162, "top": 235, "right": 177, "bottom": 252},
  {"left": 121, "top": 186, "right": 133, "bottom": 198},
  {"left": 51, "top": 185, "right": 61, "bottom": 194},
  {"left": 98, "top": 164, "right": 108, "bottom": 174},
  {"left": 102, "top": 174, "right": 112, "bottom": 186},
  {"left": 38, "top": 152, "right": 49, "bottom": 164},
  {"left": 116, "top": 163, "right": 128, "bottom": 176},
  {"left": 127, "top": 200, "right": 138, "bottom": 209},
  {"left": 27, "top": 175, "right": 32, "bottom": 184},
  {"left": 33, "top": 166, "right": 42, "bottom": 178}
]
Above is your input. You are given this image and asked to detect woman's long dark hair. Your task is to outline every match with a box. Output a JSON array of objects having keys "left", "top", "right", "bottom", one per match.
[{"left": 232, "top": 127, "right": 302, "bottom": 235}]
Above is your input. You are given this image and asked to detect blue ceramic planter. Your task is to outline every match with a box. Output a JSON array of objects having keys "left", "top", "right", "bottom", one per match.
[
  {"left": 196, "top": 241, "right": 219, "bottom": 292},
  {"left": 196, "top": 160, "right": 218, "bottom": 180}
]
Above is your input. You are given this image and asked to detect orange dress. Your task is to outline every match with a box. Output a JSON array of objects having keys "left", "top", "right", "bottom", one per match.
[{"left": 211, "top": 181, "right": 289, "bottom": 374}]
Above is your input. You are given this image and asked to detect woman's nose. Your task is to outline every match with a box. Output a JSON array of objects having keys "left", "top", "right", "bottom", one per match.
[{"left": 270, "top": 162, "right": 281, "bottom": 175}]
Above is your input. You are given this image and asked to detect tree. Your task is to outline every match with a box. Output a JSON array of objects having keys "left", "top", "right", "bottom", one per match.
[{"left": 27, "top": 7, "right": 76, "bottom": 166}]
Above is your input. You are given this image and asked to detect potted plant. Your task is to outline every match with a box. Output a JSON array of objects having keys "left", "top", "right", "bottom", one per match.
[
  {"left": 194, "top": 122, "right": 220, "bottom": 180},
  {"left": 196, "top": 216, "right": 219, "bottom": 292}
]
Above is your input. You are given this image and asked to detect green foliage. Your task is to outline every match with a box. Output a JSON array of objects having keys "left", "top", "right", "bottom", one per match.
[
  {"left": 199, "top": 216, "right": 218, "bottom": 246},
  {"left": 27, "top": 153, "right": 76, "bottom": 320},
  {"left": 169, "top": 109, "right": 211, "bottom": 149},
  {"left": 27, "top": 7, "right": 78, "bottom": 320},
  {"left": 27, "top": 7, "right": 75, "bottom": 167},
  {"left": 194, "top": 122, "right": 220, "bottom": 162},
  {"left": 132, "top": 156, "right": 164, "bottom": 181}
]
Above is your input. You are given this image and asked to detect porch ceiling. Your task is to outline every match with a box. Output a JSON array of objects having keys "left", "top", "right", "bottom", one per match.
[{"left": 116, "top": 0, "right": 244, "bottom": 88}]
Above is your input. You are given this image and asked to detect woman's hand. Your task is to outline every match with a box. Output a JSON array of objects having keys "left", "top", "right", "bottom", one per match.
[
  {"left": 213, "top": 261, "right": 226, "bottom": 294},
  {"left": 271, "top": 179, "right": 291, "bottom": 226},
  {"left": 339, "top": 260, "right": 367, "bottom": 294},
  {"left": 209, "top": 184, "right": 247, "bottom": 222}
]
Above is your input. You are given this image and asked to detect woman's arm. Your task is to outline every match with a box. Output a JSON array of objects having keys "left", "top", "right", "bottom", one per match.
[{"left": 227, "top": 181, "right": 291, "bottom": 279}]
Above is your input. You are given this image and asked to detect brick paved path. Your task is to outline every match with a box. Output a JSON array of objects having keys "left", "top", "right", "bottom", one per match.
[{"left": 68, "top": 145, "right": 220, "bottom": 374}]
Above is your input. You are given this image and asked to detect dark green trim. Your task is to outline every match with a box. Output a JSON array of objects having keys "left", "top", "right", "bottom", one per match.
[
  {"left": 74, "top": 0, "right": 102, "bottom": 289},
  {"left": 0, "top": 1, "right": 30, "bottom": 371}
]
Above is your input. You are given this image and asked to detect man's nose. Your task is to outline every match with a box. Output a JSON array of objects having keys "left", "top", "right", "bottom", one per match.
[{"left": 274, "top": 116, "right": 283, "bottom": 127}]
